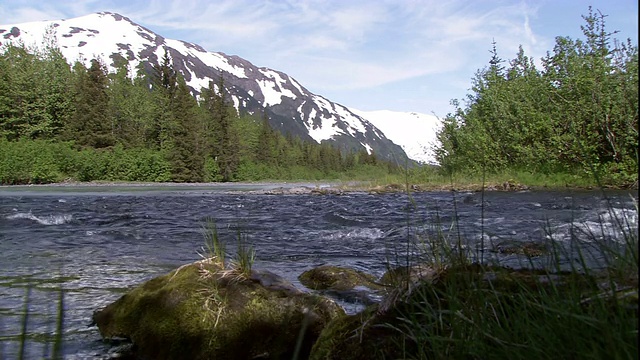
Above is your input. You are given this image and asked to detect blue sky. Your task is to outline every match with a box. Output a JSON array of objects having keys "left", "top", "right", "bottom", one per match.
[{"left": 1, "top": 0, "right": 637, "bottom": 117}]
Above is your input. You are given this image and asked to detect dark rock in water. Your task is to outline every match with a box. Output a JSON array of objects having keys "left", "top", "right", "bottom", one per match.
[
  {"left": 492, "top": 240, "right": 549, "bottom": 257},
  {"left": 299, "top": 265, "right": 382, "bottom": 291},
  {"left": 298, "top": 266, "right": 386, "bottom": 311},
  {"left": 379, "top": 263, "right": 441, "bottom": 287},
  {"left": 93, "top": 259, "right": 344, "bottom": 360},
  {"left": 249, "top": 268, "right": 302, "bottom": 294},
  {"left": 321, "top": 288, "right": 379, "bottom": 306}
]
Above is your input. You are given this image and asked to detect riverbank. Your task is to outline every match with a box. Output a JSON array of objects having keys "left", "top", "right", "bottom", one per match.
[{"left": 2, "top": 177, "right": 636, "bottom": 196}]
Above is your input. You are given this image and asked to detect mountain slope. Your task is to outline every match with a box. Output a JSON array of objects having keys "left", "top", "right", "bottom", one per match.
[
  {"left": 351, "top": 109, "right": 442, "bottom": 164},
  {"left": 0, "top": 12, "right": 407, "bottom": 162}
]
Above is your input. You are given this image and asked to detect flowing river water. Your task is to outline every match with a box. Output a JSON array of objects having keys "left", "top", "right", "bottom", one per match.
[{"left": 0, "top": 183, "right": 637, "bottom": 359}]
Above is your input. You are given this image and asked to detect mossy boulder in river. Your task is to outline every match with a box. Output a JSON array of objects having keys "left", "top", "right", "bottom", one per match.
[
  {"left": 299, "top": 265, "right": 384, "bottom": 307},
  {"left": 93, "top": 259, "right": 345, "bottom": 360},
  {"left": 378, "top": 263, "right": 441, "bottom": 287},
  {"left": 299, "top": 265, "right": 382, "bottom": 291}
]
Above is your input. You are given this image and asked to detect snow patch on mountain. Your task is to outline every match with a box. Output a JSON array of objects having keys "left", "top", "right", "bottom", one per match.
[{"left": 350, "top": 109, "right": 442, "bottom": 164}]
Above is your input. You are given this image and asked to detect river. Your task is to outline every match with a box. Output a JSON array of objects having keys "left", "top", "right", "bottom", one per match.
[{"left": 0, "top": 184, "right": 637, "bottom": 359}]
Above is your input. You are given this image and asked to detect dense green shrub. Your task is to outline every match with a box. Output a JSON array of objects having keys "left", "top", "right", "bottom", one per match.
[
  {"left": 0, "top": 139, "right": 68, "bottom": 184},
  {"left": 106, "top": 145, "right": 171, "bottom": 182},
  {"left": 436, "top": 9, "right": 638, "bottom": 185}
]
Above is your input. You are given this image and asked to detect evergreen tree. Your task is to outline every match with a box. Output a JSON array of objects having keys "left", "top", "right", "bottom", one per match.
[
  {"left": 148, "top": 48, "right": 177, "bottom": 149},
  {"left": 167, "top": 76, "right": 205, "bottom": 182},
  {"left": 204, "top": 75, "right": 240, "bottom": 181},
  {"left": 256, "top": 112, "right": 278, "bottom": 165},
  {"left": 40, "top": 26, "right": 74, "bottom": 139},
  {"left": 66, "top": 59, "right": 114, "bottom": 148},
  {"left": 0, "top": 44, "right": 31, "bottom": 140}
]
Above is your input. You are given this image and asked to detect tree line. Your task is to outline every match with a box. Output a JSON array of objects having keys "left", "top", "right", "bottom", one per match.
[
  {"left": 435, "top": 8, "right": 638, "bottom": 185},
  {"left": 0, "top": 35, "right": 392, "bottom": 184}
]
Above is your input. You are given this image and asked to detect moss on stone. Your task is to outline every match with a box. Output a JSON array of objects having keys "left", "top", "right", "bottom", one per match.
[
  {"left": 93, "top": 259, "right": 344, "bottom": 360},
  {"left": 379, "top": 264, "right": 442, "bottom": 287},
  {"left": 309, "top": 263, "right": 631, "bottom": 360},
  {"left": 308, "top": 303, "right": 412, "bottom": 360},
  {"left": 492, "top": 240, "right": 549, "bottom": 257},
  {"left": 298, "top": 265, "right": 382, "bottom": 291}
]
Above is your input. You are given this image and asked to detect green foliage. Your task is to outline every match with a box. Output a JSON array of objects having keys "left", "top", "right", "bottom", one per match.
[
  {"left": 0, "top": 42, "right": 72, "bottom": 140},
  {"left": 167, "top": 76, "right": 206, "bottom": 182},
  {"left": 0, "top": 138, "right": 67, "bottom": 184},
  {"left": 202, "top": 75, "right": 241, "bottom": 182},
  {"left": 0, "top": 139, "right": 172, "bottom": 184},
  {"left": 105, "top": 146, "right": 172, "bottom": 182},
  {"left": 0, "top": 38, "right": 402, "bottom": 184},
  {"left": 203, "top": 156, "right": 224, "bottom": 182},
  {"left": 235, "top": 160, "right": 280, "bottom": 181},
  {"left": 66, "top": 59, "right": 115, "bottom": 148},
  {"left": 436, "top": 8, "right": 638, "bottom": 186}
]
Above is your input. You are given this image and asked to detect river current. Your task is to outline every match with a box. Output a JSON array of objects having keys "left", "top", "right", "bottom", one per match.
[{"left": 0, "top": 184, "right": 637, "bottom": 359}]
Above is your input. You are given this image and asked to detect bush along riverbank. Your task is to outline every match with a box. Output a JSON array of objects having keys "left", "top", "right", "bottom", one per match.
[{"left": 89, "top": 194, "right": 638, "bottom": 360}]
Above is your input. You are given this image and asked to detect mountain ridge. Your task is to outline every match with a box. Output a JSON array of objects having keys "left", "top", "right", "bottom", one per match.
[{"left": 1, "top": 12, "right": 417, "bottom": 162}]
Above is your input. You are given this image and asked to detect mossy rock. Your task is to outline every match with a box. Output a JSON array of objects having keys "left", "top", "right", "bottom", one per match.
[
  {"left": 309, "top": 304, "right": 407, "bottom": 360},
  {"left": 492, "top": 240, "right": 549, "bottom": 257},
  {"left": 379, "top": 264, "right": 442, "bottom": 287},
  {"left": 309, "top": 263, "right": 624, "bottom": 359},
  {"left": 299, "top": 265, "right": 382, "bottom": 291},
  {"left": 93, "top": 259, "right": 344, "bottom": 360}
]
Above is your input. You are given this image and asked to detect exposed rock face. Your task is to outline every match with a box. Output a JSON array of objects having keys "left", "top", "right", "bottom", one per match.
[{"left": 93, "top": 259, "right": 344, "bottom": 360}]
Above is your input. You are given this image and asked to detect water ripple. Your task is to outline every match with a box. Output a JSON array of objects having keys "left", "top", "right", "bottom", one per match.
[{"left": 0, "top": 188, "right": 636, "bottom": 357}]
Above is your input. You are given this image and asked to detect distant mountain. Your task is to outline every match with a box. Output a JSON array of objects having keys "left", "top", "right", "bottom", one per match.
[
  {"left": 351, "top": 109, "right": 442, "bottom": 164},
  {"left": 0, "top": 12, "right": 408, "bottom": 162}
]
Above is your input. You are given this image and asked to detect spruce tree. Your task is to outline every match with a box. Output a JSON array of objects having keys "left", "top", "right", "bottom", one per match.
[
  {"left": 148, "top": 48, "right": 177, "bottom": 149},
  {"left": 256, "top": 112, "right": 278, "bottom": 165},
  {"left": 167, "top": 76, "right": 205, "bottom": 182},
  {"left": 66, "top": 59, "right": 114, "bottom": 148},
  {"left": 203, "top": 74, "right": 240, "bottom": 181}
]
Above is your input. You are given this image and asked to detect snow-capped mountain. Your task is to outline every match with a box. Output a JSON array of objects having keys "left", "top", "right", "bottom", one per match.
[
  {"left": 351, "top": 109, "right": 442, "bottom": 164},
  {"left": 0, "top": 12, "right": 407, "bottom": 162}
]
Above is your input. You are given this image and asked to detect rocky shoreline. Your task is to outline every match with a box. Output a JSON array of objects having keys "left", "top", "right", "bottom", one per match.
[
  {"left": 0, "top": 179, "right": 533, "bottom": 194},
  {"left": 2, "top": 180, "right": 635, "bottom": 197}
]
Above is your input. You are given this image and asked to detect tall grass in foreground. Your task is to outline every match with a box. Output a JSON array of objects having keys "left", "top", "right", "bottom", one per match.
[
  {"left": 387, "top": 187, "right": 638, "bottom": 360},
  {"left": 12, "top": 286, "right": 65, "bottom": 360}
]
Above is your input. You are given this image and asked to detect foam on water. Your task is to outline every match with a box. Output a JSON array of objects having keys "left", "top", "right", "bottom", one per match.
[
  {"left": 545, "top": 207, "right": 638, "bottom": 243},
  {"left": 6, "top": 211, "right": 73, "bottom": 225},
  {"left": 320, "top": 227, "right": 385, "bottom": 241}
]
